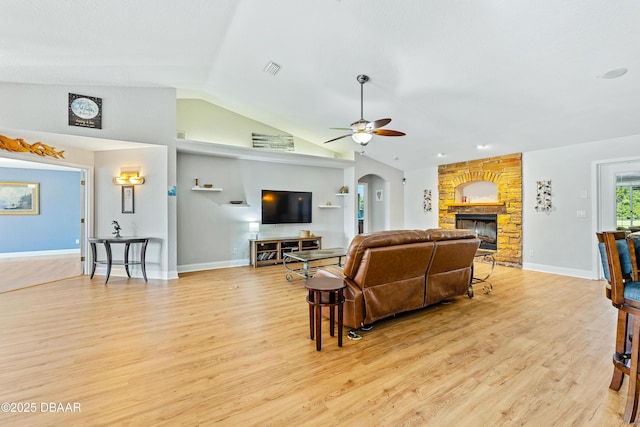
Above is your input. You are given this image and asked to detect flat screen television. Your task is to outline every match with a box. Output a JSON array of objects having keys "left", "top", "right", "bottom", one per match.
[{"left": 261, "top": 190, "right": 312, "bottom": 224}]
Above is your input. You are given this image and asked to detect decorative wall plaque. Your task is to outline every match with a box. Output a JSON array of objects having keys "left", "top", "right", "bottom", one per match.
[{"left": 68, "top": 93, "right": 102, "bottom": 129}]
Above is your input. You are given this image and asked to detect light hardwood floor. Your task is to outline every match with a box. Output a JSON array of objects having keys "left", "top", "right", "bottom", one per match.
[
  {"left": 0, "top": 263, "right": 635, "bottom": 426},
  {"left": 0, "top": 254, "right": 81, "bottom": 293}
]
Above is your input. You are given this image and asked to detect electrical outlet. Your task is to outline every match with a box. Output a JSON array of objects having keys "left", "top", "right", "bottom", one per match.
[
  {"left": 576, "top": 210, "right": 587, "bottom": 218},
  {"left": 529, "top": 250, "right": 535, "bottom": 258},
  {"left": 75, "top": 239, "right": 80, "bottom": 244},
  {"left": 233, "top": 248, "right": 238, "bottom": 255}
]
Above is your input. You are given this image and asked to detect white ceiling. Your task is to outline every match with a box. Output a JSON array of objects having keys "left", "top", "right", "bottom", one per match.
[{"left": 2, "top": 0, "right": 640, "bottom": 171}]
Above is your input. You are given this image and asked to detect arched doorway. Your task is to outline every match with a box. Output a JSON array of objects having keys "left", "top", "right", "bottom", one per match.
[{"left": 357, "top": 173, "right": 387, "bottom": 233}]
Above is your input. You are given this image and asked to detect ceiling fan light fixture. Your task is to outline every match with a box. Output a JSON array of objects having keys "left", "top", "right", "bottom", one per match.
[{"left": 352, "top": 132, "right": 373, "bottom": 145}]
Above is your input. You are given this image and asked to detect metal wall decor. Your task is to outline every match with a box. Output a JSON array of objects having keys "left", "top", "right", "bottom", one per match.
[
  {"left": 251, "top": 133, "right": 294, "bottom": 151},
  {"left": 535, "top": 180, "right": 552, "bottom": 212},
  {"left": 423, "top": 189, "right": 432, "bottom": 213}
]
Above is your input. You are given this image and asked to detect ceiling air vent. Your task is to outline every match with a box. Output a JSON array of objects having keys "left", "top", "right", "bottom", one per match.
[{"left": 263, "top": 61, "right": 282, "bottom": 76}]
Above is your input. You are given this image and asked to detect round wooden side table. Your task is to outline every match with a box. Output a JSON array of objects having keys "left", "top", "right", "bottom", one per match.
[{"left": 304, "top": 277, "right": 345, "bottom": 351}]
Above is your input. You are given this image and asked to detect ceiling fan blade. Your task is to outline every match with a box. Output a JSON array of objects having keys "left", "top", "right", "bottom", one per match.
[
  {"left": 373, "top": 129, "right": 406, "bottom": 137},
  {"left": 371, "top": 118, "right": 391, "bottom": 129},
  {"left": 323, "top": 134, "right": 352, "bottom": 144}
]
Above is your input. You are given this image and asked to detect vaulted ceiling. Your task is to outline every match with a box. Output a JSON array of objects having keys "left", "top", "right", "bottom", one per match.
[{"left": 2, "top": 0, "right": 640, "bottom": 170}]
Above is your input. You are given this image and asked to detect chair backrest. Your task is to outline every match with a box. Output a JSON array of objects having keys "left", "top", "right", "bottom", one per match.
[
  {"left": 597, "top": 231, "right": 633, "bottom": 281},
  {"left": 602, "top": 231, "right": 639, "bottom": 306}
]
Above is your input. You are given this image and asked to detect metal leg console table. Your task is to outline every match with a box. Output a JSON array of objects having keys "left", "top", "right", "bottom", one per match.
[{"left": 89, "top": 236, "right": 149, "bottom": 284}]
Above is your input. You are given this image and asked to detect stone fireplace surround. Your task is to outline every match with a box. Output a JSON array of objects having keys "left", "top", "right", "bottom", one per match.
[{"left": 438, "top": 153, "right": 522, "bottom": 267}]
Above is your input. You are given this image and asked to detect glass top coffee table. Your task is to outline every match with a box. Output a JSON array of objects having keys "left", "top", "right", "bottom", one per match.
[{"left": 282, "top": 247, "right": 346, "bottom": 281}]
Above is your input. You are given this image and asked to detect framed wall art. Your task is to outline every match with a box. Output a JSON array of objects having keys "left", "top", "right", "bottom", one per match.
[
  {"left": 0, "top": 182, "right": 39, "bottom": 215},
  {"left": 122, "top": 185, "right": 134, "bottom": 214},
  {"left": 68, "top": 93, "right": 102, "bottom": 129}
]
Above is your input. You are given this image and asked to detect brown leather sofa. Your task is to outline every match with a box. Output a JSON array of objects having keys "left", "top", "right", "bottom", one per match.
[{"left": 314, "top": 229, "right": 481, "bottom": 329}]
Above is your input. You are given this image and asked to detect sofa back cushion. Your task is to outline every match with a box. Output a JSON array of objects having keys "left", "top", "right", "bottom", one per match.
[
  {"left": 425, "top": 237, "right": 480, "bottom": 305},
  {"left": 354, "top": 242, "right": 435, "bottom": 324},
  {"left": 342, "top": 229, "right": 430, "bottom": 278}
]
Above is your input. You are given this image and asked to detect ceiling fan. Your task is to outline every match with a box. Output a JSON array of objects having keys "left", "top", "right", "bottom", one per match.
[{"left": 324, "top": 74, "right": 405, "bottom": 146}]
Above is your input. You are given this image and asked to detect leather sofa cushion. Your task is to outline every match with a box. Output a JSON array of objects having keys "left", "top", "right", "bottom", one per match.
[
  {"left": 425, "top": 228, "right": 478, "bottom": 241},
  {"left": 342, "top": 229, "right": 430, "bottom": 278}
]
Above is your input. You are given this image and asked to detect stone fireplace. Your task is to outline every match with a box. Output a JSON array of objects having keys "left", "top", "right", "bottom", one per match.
[{"left": 438, "top": 153, "right": 522, "bottom": 267}]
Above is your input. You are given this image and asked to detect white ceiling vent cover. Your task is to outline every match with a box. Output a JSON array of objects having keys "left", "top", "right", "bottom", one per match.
[{"left": 264, "top": 61, "right": 282, "bottom": 76}]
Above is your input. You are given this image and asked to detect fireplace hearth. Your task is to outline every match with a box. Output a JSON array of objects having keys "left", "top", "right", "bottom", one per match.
[{"left": 456, "top": 214, "right": 497, "bottom": 250}]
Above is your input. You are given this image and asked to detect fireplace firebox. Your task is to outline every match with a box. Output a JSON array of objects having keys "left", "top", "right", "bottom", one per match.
[{"left": 455, "top": 214, "right": 497, "bottom": 250}]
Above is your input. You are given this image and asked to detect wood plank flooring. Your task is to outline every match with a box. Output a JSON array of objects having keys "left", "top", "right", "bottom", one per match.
[
  {"left": 0, "top": 254, "right": 81, "bottom": 293},
  {"left": 0, "top": 263, "right": 635, "bottom": 426}
]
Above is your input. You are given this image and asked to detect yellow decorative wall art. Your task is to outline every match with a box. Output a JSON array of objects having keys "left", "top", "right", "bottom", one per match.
[{"left": 0, "top": 135, "right": 65, "bottom": 159}]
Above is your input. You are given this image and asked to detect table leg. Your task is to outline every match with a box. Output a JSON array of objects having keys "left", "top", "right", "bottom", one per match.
[
  {"left": 308, "top": 290, "right": 314, "bottom": 340},
  {"left": 315, "top": 290, "right": 322, "bottom": 351},
  {"left": 338, "top": 289, "right": 344, "bottom": 347},
  {"left": 329, "top": 291, "right": 335, "bottom": 337},
  {"left": 304, "top": 260, "right": 310, "bottom": 278},
  {"left": 140, "top": 239, "right": 149, "bottom": 282},
  {"left": 89, "top": 242, "right": 97, "bottom": 279},
  {"left": 104, "top": 242, "right": 112, "bottom": 284},
  {"left": 124, "top": 243, "right": 132, "bottom": 278}
]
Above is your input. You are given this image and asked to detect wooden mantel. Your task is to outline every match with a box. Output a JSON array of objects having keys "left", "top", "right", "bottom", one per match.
[{"left": 448, "top": 202, "right": 505, "bottom": 208}]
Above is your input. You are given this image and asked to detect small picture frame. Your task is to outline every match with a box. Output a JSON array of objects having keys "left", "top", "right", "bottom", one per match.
[
  {"left": 375, "top": 189, "right": 384, "bottom": 201},
  {"left": 122, "top": 185, "right": 134, "bottom": 214}
]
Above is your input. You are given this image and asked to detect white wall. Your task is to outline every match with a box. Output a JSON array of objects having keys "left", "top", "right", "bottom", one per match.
[
  {"left": 404, "top": 166, "right": 440, "bottom": 229},
  {"left": 401, "top": 134, "right": 640, "bottom": 279},
  {"left": 353, "top": 155, "right": 405, "bottom": 230},
  {"left": 523, "top": 134, "right": 640, "bottom": 278},
  {"left": 177, "top": 99, "right": 342, "bottom": 158},
  {"left": 0, "top": 82, "right": 178, "bottom": 279},
  {"left": 94, "top": 147, "right": 171, "bottom": 279},
  {"left": 177, "top": 152, "right": 349, "bottom": 271}
]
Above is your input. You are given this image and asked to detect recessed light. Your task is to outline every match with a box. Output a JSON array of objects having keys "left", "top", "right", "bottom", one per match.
[
  {"left": 476, "top": 144, "right": 489, "bottom": 150},
  {"left": 437, "top": 153, "right": 446, "bottom": 157},
  {"left": 393, "top": 156, "right": 399, "bottom": 160},
  {"left": 601, "top": 68, "right": 628, "bottom": 79}
]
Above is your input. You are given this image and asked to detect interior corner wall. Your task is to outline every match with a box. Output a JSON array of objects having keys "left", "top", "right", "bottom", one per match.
[
  {"left": 176, "top": 99, "right": 340, "bottom": 158},
  {"left": 523, "top": 134, "right": 640, "bottom": 278},
  {"left": 404, "top": 166, "right": 439, "bottom": 229},
  {"left": 0, "top": 168, "right": 80, "bottom": 253},
  {"left": 176, "top": 152, "right": 347, "bottom": 271},
  {"left": 94, "top": 146, "right": 170, "bottom": 279},
  {"left": 354, "top": 155, "right": 404, "bottom": 230},
  {"left": 0, "top": 82, "right": 178, "bottom": 279},
  {"left": 0, "top": 83, "right": 175, "bottom": 145}
]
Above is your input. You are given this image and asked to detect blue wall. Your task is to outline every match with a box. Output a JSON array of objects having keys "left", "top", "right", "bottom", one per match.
[{"left": 0, "top": 167, "right": 80, "bottom": 253}]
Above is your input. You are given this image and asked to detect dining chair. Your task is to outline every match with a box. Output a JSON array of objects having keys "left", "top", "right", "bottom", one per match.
[{"left": 602, "top": 231, "right": 640, "bottom": 422}]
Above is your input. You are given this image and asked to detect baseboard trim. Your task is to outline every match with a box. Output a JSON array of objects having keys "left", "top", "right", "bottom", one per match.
[
  {"left": 0, "top": 249, "right": 80, "bottom": 259},
  {"left": 178, "top": 259, "right": 249, "bottom": 273},
  {"left": 522, "top": 262, "right": 595, "bottom": 280}
]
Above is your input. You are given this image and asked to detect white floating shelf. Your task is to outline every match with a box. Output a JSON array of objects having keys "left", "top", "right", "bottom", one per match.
[
  {"left": 319, "top": 205, "right": 341, "bottom": 209},
  {"left": 223, "top": 203, "right": 250, "bottom": 207},
  {"left": 335, "top": 193, "right": 350, "bottom": 196},
  {"left": 192, "top": 186, "right": 223, "bottom": 192}
]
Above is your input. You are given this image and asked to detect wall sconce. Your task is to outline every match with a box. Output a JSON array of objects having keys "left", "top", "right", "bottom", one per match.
[
  {"left": 113, "top": 167, "right": 145, "bottom": 185},
  {"left": 249, "top": 222, "right": 260, "bottom": 239}
]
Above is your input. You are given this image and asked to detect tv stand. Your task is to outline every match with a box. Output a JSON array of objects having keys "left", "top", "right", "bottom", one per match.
[{"left": 250, "top": 236, "right": 322, "bottom": 268}]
